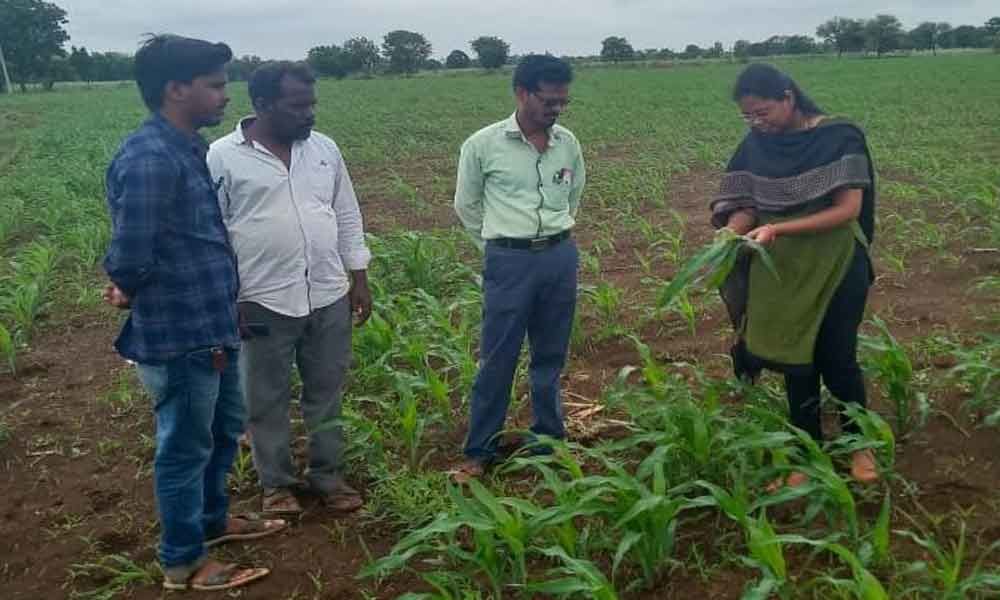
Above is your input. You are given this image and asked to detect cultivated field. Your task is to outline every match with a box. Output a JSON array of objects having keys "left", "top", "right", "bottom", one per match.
[{"left": 0, "top": 54, "right": 998, "bottom": 599}]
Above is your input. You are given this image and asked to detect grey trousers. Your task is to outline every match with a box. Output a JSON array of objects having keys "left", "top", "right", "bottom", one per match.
[{"left": 239, "top": 296, "right": 352, "bottom": 494}]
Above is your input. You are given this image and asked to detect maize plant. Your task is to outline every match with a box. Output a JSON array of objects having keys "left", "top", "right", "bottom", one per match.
[
  {"left": 859, "top": 316, "right": 928, "bottom": 437},
  {"left": 657, "top": 228, "right": 778, "bottom": 311}
]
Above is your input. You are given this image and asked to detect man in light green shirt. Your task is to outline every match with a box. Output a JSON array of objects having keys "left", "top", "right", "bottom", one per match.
[{"left": 451, "top": 55, "right": 585, "bottom": 482}]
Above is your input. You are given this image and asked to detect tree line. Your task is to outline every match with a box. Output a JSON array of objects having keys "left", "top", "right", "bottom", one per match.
[
  {"left": 601, "top": 15, "right": 1000, "bottom": 62},
  {"left": 304, "top": 33, "right": 511, "bottom": 78},
  {"left": 1, "top": 0, "right": 998, "bottom": 92}
]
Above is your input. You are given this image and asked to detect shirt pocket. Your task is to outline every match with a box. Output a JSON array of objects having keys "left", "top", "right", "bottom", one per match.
[
  {"left": 306, "top": 161, "right": 336, "bottom": 206},
  {"left": 544, "top": 166, "right": 574, "bottom": 211}
]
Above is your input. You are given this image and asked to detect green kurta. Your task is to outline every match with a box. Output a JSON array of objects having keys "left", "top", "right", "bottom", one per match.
[
  {"left": 712, "top": 118, "right": 877, "bottom": 379},
  {"left": 744, "top": 210, "right": 859, "bottom": 367}
]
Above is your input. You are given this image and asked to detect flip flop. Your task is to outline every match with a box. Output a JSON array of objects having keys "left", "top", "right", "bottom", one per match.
[
  {"left": 448, "top": 459, "right": 486, "bottom": 484},
  {"left": 205, "top": 514, "right": 287, "bottom": 548},
  {"left": 313, "top": 479, "right": 364, "bottom": 512},
  {"left": 163, "top": 561, "right": 269, "bottom": 591},
  {"left": 261, "top": 488, "right": 304, "bottom": 517}
]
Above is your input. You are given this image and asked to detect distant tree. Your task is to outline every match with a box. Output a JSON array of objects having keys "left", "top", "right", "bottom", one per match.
[
  {"left": 307, "top": 45, "right": 349, "bottom": 79},
  {"left": 864, "top": 14, "right": 905, "bottom": 57},
  {"left": 0, "top": 0, "right": 71, "bottom": 91},
  {"left": 382, "top": 30, "right": 432, "bottom": 74},
  {"left": 733, "top": 39, "right": 751, "bottom": 60},
  {"left": 445, "top": 49, "right": 471, "bottom": 69},
  {"left": 784, "top": 35, "right": 816, "bottom": 55},
  {"left": 656, "top": 48, "right": 676, "bottom": 60},
  {"left": 681, "top": 44, "right": 702, "bottom": 59},
  {"left": 703, "top": 41, "right": 724, "bottom": 59},
  {"left": 600, "top": 36, "right": 635, "bottom": 62},
  {"left": 231, "top": 55, "right": 264, "bottom": 81},
  {"left": 990, "top": 18, "right": 1000, "bottom": 52},
  {"left": 817, "top": 17, "right": 866, "bottom": 57},
  {"left": 68, "top": 46, "right": 93, "bottom": 82},
  {"left": 41, "top": 53, "right": 73, "bottom": 88},
  {"left": 762, "top": 35, "right": 787, "bottom": 55},
  {"left": 951, "top": 24, "right": 988, "bottom": 48},
  {"left": 423, "top": 58, "right": 443, "bottom": 71},
  {"left": 909, "top": 22, "right": 950, "bottom": 55},
  {"left": 343, "top": 36, "right": 380, "bottom": 75},
  {"left": 982, "top": 17, "right": 999, "bottom": 36},
  {"left": 748, "top": 42, "right": 770, "bottom": 57},
  {"left": 90, "top": 51, "right": 132, "bottom": 81},
  {"left": 470, "top": 36, "right": 510, "bottom": 69}
]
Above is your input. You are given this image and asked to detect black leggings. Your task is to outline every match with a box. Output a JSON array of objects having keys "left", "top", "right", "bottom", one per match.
[{"left": 785, "top": 244, "right": 871, "bottom": 441}]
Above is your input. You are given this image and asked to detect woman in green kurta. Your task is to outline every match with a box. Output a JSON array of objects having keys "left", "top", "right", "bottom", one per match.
[{"left": 711, "top": 64, "right": 879, "bottom": 489}]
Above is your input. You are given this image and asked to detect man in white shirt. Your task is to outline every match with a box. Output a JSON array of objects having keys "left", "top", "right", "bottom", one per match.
[{"left": 207, "top": 62, "right": 371, "bottom": 515}]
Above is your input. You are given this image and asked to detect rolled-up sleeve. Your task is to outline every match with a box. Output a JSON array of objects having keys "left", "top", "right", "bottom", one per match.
[
  {"left": 103, "top": 154, "right": 174, "bottom": 297},
  {"left": 454, "top": 137, "right": 486, "bottom": 251},
  {"left": 331, "top": 150, "right": 371, "bottom": 271}
]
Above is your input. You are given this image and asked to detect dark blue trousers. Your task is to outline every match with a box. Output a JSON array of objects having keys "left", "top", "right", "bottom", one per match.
[{"left": 464, "top": 237, "right": 578, "bottom": 461}]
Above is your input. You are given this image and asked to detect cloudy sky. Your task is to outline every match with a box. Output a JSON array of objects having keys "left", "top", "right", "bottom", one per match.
[{"left": 58, "top": 0, "right": 996, "bottom": 59}]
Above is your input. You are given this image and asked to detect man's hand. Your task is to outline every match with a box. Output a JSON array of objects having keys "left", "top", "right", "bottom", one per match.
[
  {"left": 103, "top": 283, "right": 131, "bottom": 309},
  {"left": 349, "top": 270, "right": 372, "bottom": 325}
]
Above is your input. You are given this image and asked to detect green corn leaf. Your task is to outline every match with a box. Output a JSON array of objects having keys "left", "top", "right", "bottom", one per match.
[
  {"left": 657, "top": 237, "right": 733, "bottom": 309},
  {"left": 525, "top": 577, "right": 592, "bottom": 595},
  {"left": 742, "top": 238, "right": 780, "bottom": 280},
  {"left": 872, "top": 492, "right": 892, "bottom": 566},
  {"left": 0, "top": 323, "right": 15, "bottom": 376},
  {"left": 615, "top": 495, "right": 664, "bottom": 529},
  {"left": 741, "top": 576, "right": 780, "bottom": 600},
  {"left": 704, "top": 241, "right": 742, "bottom": 290},
  {"left": 747, "top": 514, "right": 786, "bottom": 580},
  {"left": 612, "top": 531, "right": 644, "bottom": 577}
]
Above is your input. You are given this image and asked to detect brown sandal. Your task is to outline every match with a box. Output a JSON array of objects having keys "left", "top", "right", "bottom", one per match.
[
  {"left": 261, "top": 488, "right": 303, "bottom": 517},
  {"left": 318, "top": 479, "right": 364, "bottom": 512},
  {"left": 163, "top": 560, "right": 269, "bottom": 591},
  {"left": 448, "top": 459, "right": 486, "bottom": 484},
  {"left": 205, "top": 514, "right": 288, "bottom": 547}
]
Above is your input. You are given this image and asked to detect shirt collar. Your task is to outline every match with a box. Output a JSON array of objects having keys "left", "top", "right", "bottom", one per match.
[
  {"left": 503, "top": 112, "right": 563, "bottom": 146},
  {"left": 232, "top": 116, "right": 310, "bottom": 152},
  {"left": 231, "top": 116, "right": 256, "bottom": 146}
]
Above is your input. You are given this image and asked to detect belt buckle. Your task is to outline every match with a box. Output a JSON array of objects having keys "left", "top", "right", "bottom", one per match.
[{"left": 528, "top": 237, "right": 548, "bottom": 251}]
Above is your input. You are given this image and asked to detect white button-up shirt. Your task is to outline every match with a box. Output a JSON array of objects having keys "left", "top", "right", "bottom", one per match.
[{"left": 207, "top": 118, "right": 371, "bottom": 318}]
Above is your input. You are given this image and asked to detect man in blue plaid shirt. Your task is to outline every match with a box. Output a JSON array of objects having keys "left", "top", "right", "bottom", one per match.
[{"left": 103, "top": 35, "right": 285, "bottom": 592}]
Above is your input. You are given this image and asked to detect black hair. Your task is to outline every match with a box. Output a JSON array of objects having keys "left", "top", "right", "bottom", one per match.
[
  {"left": 732, "top": 63, "right": 823, "bottom": 116},
  {"left": 512, "top": 54, "right": 573, "bottom": 92},
  {"left": 134, "top": 34, "right": 232, "bottom": 111},
  {"left": 247, "top": 61, "right": 317, "bottom": 109}
]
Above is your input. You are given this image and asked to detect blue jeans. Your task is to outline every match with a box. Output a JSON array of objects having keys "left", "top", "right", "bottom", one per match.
[
  {"left": 136, "top": 346, "right": 244, "bottom": 576},
  {"left": 464, "top": 238, "right": 578, "bottom": 461}
]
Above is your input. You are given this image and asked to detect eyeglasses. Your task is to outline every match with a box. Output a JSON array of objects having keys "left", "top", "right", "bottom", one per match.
[{"left": 531, "top": 92, "right": 571, "bottom": 109}]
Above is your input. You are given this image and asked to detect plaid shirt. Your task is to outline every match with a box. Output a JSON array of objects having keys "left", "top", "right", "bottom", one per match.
[{"left": 103, "top": 114, "right": 240, "bottom": 364}]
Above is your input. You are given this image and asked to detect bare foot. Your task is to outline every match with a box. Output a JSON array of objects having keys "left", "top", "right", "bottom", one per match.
[{"left": 766, "top": 471, "right": 810, "bottom": 493}]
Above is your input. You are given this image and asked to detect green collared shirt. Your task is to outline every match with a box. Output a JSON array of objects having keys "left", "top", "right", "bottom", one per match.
[{"left": 454, "top": 113, "right": 586, "bottom": 251}]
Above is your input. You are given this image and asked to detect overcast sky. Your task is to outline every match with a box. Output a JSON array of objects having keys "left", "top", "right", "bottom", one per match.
[{"left": 58, "top": 0, "right": 997, "bottom": 59}]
